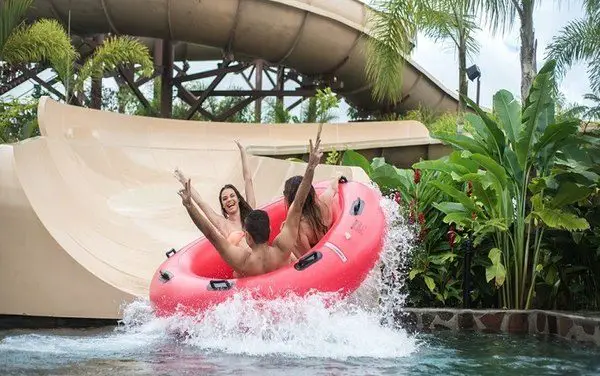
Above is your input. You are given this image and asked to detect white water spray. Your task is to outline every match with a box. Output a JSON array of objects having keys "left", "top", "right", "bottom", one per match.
[
  {"left": 114, "top": 188, "right": 420, "bottom": 359},
  {"left": 0, "top": 190, "right": 419, "bottom": 361}
]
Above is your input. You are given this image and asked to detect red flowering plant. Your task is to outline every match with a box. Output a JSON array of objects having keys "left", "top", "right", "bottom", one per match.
[
  {"left": 398, "top": 166, "right": 467, "bottom": 307},
  {"left": 340, "top": 150, "right": 496, "bottom": 307}
]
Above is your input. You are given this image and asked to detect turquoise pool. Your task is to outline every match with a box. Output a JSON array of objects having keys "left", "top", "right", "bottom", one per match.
[
  {"left": 1, "top": 326, "right": 599, "bottom": 375},
  {"left": 1, "top": 293, "right": 599, "bottom": 376}
]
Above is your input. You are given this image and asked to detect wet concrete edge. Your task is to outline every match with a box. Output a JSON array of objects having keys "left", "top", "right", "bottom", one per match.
[{"left": 0, "top": 314, "right": 117, "bottom": 330}]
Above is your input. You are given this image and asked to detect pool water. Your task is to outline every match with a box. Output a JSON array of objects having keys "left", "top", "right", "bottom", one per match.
[
  {"left": 2, "top": 197, "right": 598, "bottom": 375},
  {"left": 1, "top": 296, "right": 599, "bottom": 376},
  {"left": 1, "top": 325, "right": 599, "bottom": 375}
]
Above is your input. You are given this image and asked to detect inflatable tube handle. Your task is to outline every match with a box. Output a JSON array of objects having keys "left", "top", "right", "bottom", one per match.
[
  {"left": 159, "top": 270, "right": 173, "bottom": 283},
  {"left": 351, "top": 197, "right": 365, "bottom": 216},
  {"left": 166, "top": 248, "right": 176, "bottom": 258},
  {"left": 338, "top": 176, "right": 348, "bottom": 184},
  {"left": 294, "top": 251, "right": 322, "bottom": 271},
  {"left": 208, "top": 280, "right": 233, "bottom": 291}
]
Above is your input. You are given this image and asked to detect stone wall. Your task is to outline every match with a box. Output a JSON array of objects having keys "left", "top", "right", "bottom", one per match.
[{"left": 399, "top": 308, "right": 600, "bottom": 346}]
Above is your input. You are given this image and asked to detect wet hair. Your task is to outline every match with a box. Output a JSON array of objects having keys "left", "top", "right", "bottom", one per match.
[
  {"left": 219, "top": 184, "right": 253, "bottom": 225},
  {"left": 283, "top": 175, "right": 328, "bottom": 237},
  {"left": 244, "top": 209, "right": 270, "bottom": 244}
]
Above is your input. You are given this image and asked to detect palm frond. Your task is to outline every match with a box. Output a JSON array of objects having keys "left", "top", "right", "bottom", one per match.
[
  {"left": 266, "top": 100, "right": 293, "bottom": 123},
  {"left": 0, "top": 0, "right": 34, "bottom": 55},
  {"left": 75, "top": 36, "right": 153, "bottom": 92},
  {"left": 583, "top": 93, "right": 600, "bottom": 104},
  {"left": 586, "top": 53, "right": 600, "bottom": 94},
  {"left": 303, "top": 97, "right": 318, "bottom": 123},
  {"left": 365, "top": 0, "right": 418, "bottom": 104},
  {"left": 560, "top": 105, "right": 590, "bottom": 120},
  {"left": 470, "top": 0, "right": 518, "bottom": 35},
  {"left": 584, "top": 0, "right": 600, "bottom": 17},
  {"left": 424, "top": 0, "right": 482, "bottom": 59},
  {"left": 3, "top": 19, "right": 78, "bottom": 84},
  {"left": 546, "top": 15, "right": 600, "bottom": 92}
]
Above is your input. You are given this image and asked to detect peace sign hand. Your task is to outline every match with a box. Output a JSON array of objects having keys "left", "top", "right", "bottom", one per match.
[
  {"left": 178, "top": 179, "right": 193, "bottom": 208},
  {"left": 308, "top": 123, "right": 323, "bottom": 168}
]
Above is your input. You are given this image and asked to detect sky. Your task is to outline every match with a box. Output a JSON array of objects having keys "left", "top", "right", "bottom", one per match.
[
  {"left": 274, "top": 0, "right": 594, "bottom": 121},
  {"left": 4, "top": 1, "right": 593, "bottom": 122},
  {"left": 409, "top": 1, "right": 592, "bottom": 111}
]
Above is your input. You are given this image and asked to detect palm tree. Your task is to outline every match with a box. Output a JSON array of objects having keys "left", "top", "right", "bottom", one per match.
[
  {"left": 1, "top": 0, "right": 32, "bottom": 53},
  {"left": 1, "top": 0, "right": 153, "bottom": 107},
  {"left": 545, "top": 0, "right": 600, "bottom": 94},
  {"left": 263, "top": 88, "right": 339, "bottom": 124},
  {"left": 421, "top": 0, "right": 481, "bottom": 112},
  {"left": 365, "top": 0, "right": 481, "bottom": 112},
  {"left": 471, "top": 0, "right": 574, "bottom": 102},
  {"left": 1, "top": 0, "right": 77, "bottom": 85},
  {"left": 365, "top": 0, "right": 419, "bottom": 106},
  {"left": 558, "top": 93, "right": 600, "bottom": 133},
  {"left": 71, "top": 36, "right": 153, "bottom": 104}
]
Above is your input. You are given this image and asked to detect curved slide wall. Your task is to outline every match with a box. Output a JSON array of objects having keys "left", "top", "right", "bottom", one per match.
[
  {"left": 1, "top": 97, "right": 436, "bottom": 320},
  {"left": 26, "top": 0, "right": 459, "bottom": 113}
]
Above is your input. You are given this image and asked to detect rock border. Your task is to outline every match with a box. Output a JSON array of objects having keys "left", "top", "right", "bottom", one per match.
[{"left": 398, "top": 308, "right": 600, "bottom": 346}]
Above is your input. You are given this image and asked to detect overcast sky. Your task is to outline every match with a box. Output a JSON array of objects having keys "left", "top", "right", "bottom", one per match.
[
  {"left": 409, "top": 1, "right": 592, "bottom": 109},
  {"left": 310, "top": 1, "right": 594, "bottom": 121}
]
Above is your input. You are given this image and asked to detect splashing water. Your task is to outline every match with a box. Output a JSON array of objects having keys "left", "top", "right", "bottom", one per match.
[
  {"left": 0, "top": 188, "right": 420, "bottom": 364},
  {"left": 113, "top": 189, "right": 420, "bottom": 359},
  {"left": 376, "top": 192, "right": 418, "bottom": 327}
]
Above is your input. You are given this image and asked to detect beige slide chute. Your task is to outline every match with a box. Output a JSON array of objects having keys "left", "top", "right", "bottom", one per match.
[
  {"left": 0, "top": 98, "right": 434, "bottom": 319},
  {"left": 1, "top": 0, "right": 452, "bottom": 320}
]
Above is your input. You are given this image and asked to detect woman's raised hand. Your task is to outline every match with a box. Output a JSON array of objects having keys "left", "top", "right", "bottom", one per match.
[
  {"left": 308, "top": 123, "right": 323, "bottom": 168},
  {"left": 173, "top": 168, "right": 188, "bottom": 186}
]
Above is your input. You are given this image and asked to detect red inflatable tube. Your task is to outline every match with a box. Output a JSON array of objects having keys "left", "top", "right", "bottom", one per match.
[{"left": 149, "top": 179, "right": 385, "bottom": 316}]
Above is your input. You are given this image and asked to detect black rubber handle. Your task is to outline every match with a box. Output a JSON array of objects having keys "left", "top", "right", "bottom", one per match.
[
  {"left": 338, "top": 176, "right": 348, "bottom": 184},
  {"left": 165, "top": 249, "right": 176, "bottom": 258},
  {"left": 208, "top": 280, "right": 233, "bottom": 291},
  {"left": 294, "top": 251, "right": 322, "bottom": 271},
  {"left": 159, "top": 270, "right": 172, "bottom": 282},
  {"left": 350, "top": 197, "right": 365, "bottom": 216}
]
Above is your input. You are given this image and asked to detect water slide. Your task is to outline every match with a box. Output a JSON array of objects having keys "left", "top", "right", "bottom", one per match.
[
  {"left": 24, "top": 0, "right": 460, "bottom": 113},
  {"left": 0, "top": 0, "right": 452, "bottom": 321},
  {"left": 0, "top": 97, "right": 436, "bottom": 320}
]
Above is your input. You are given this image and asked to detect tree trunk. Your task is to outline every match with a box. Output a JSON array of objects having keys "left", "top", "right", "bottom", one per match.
[
  {"left": 458, "top": 35, "right": 468, "bottom": 112},
  {"left": 90, "top": 35, "right": 105, "bottom": 110},
  {"left": 160, "top": 39, "right": 173, "bottom": 118},
  {"left": 118, "top": 84, "right": 126, "bottom": 113},
  {"left": 520, "top": 1, "right": 536, "bottom": 102}
]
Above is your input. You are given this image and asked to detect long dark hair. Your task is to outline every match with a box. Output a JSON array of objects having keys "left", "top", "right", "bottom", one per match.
[
  {"left": 283, "top": 176, "right": 328, "bottom": 237},
  {"left": 219, "top": 184, "right": 253, "bottom": 225}
]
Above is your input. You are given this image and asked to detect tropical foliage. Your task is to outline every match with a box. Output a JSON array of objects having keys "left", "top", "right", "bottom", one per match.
[
  {"left": 264, "top": 87, "right": 340, "bottom": 124},
  {"left": 1, "top": 0, "right": 77, "bottom": 85},
  {"left": 340, "top": 150, "right": 495, "bottom": 308},
  {"left": 343, "top": 60, "right": 600, "bottom": 311},
  {"left": 72, "top": 36, "right": 153, "bottom": 96},
  {"left": 1, "top": 0, "right": 153, "bottom": 106},
  {"left": 366, "top": 0, "right": 481, "bottom": 110},
  {"left": 0, "top": 96, "right": 38, "bottom": 143},
  {"left": 546, "top": 0, "right": 600, "bottom": 94},
  {"left": 413, "top": 60, "right": 599, "bottom": 309}
]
